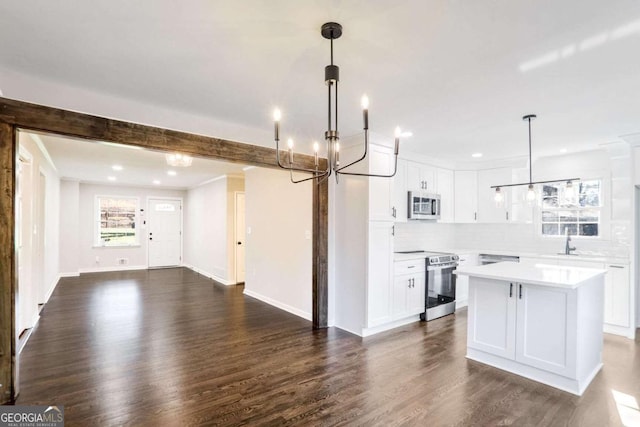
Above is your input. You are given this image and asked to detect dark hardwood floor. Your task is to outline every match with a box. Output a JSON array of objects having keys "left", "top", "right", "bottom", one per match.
[{"left": 15, "top": 268, "right": 640, "bottom": 426}]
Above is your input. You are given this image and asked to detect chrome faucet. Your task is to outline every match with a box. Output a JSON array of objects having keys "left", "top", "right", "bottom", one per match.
[{"left": 565, "top": 233, "right": 577, "bottom": 255}]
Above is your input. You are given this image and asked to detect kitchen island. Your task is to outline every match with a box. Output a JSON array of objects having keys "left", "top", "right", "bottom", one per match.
[{"left": 455, "top": 261, "right": 607, "bottom": 396}]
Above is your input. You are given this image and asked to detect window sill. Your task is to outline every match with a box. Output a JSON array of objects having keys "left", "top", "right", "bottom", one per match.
[{"left": 92, "top": 245, "right": 142, "bottom": 249}]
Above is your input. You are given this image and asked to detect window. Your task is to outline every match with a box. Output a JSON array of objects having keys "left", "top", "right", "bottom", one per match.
[
  {"left": 95, "top": 196, "right": 139, "bottom": 246},
  {"left": 541, "top": 180, "right": 601, "bottom": 237}
]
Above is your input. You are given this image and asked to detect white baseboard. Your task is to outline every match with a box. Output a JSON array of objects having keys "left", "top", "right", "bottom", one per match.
[
  {"left": 243, "top": 288, "right": 312, "bottom": 321},
  {"left": 182, "top": 264, "right": 235, "bottom": 286},
  {"left": 603, "top": 323, "right": 636, "bottom": 340},
  {"left": 361, "top": 315, "right": 421, "bottom": 337},
  {"left": 333, "top": 323, "right": 364, "bottom": 337},
  {"left": 59, "top": 272, "right": 80, "bottom": 278},
  {"left": 78, "top": 265, "right": 148, "bottom": 274}
]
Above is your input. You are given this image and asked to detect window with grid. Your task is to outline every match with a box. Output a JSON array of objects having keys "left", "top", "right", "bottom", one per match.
[
  {"left": 540, "top": 180, "right": 601, "bottom": 237},
  {"left": 95, "top": 196, "right": 139, "bottom": 246}
]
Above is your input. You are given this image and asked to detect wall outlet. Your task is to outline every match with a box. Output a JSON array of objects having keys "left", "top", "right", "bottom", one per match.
[
  {"left": 117, "top": 258, "right": 128, "bottom": 265},
  {"left": 95, "top": 256, "right": 100, "bottom": 264}
]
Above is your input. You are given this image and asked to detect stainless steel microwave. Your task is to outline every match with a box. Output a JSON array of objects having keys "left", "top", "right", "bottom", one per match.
[{"left": 408, "top": 191, "right": 441, "bottom": 220}]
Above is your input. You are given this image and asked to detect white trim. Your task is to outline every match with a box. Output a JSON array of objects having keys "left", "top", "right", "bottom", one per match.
[
  {"left": 466, "top": 348, "right": 602, "bottom": 396},
  {"left": 243, "top": 288, "right": 312, "bottom": 321},
  {"left": 146, "top": 196, "right": 184, "bottom": 268},
  {"left": 361, "top": 315, "right": 421, "bottom": 337},
  {"left": 78, "top": 265, "right": 148, "bottom": 274},
  {"left": 59, "top": 272, "right": 80, "bottom": 278},
  {"left": 603, "top": 323, "right": 636, "bottom": 339},
  {"left": 182, "top": 264, "right": 234, "bottom": 286}
]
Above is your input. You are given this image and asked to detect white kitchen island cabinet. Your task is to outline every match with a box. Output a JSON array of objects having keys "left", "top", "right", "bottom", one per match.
[{"left": 457, "top": 262, "right": 606, "bottom": 396}]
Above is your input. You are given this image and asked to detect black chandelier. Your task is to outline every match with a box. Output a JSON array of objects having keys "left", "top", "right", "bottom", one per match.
[{"left": 272, "top": 22, "right": 402, "bottom": 184}]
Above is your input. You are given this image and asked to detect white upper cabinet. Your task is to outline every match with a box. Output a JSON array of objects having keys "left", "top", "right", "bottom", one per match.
[
  {"left": 436, "top": 168, "right": 454, "bottom": 223},
  {"left": 454, "top": 171, "right": 478, "bottom": 223},
  {"left": 392, "top": 159, "right": 408, "bottom": 223},
  {"left": 477, "top": 168, "right": 511, "bottom": 223},
  {"left": 407, "top": 161, "right": 436, "bottom": 193},
  {"left": 368, "top": 144, "right": 395, "bottom": 221}
]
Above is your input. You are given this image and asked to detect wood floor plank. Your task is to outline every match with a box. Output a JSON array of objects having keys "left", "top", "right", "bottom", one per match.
[{"left": 13, "top": 267, "right": 640, "bottom": 426}]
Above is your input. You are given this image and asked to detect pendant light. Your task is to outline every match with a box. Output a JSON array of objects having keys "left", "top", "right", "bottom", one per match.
[
  {"left": 272, "top": 22, "right": 403, "bottom": 184},
  {"left": 491, "top": 114, "right": 579, "bottom": 205}
]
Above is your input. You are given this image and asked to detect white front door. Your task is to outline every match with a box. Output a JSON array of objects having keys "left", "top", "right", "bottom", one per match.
[
  {"left": 148, "top": 199, "right": 182, "bottom": 268},
  {"left": 235, "top": 192, "right": 245, "bottom": 283}
]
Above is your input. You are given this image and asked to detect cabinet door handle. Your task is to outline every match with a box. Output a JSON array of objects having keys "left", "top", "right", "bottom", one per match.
[
  {"left": 509, "top": 283, "right": 513, "bottom": 298},
  {"left": 474, "top": 212, "right": 477, "bottom": 221},
  {"left": 407, "top": 265, "right": 415, "bottom": 269},
  {"left": 519, "top": 284, "right": 522, "bottom": 299},
  {"left": 506, "top": 211, "right": 509, "bottom": 221},
  {"left": 609, "top": 265, "right": 625, "bottom": 269},
  {"left": 392, "top": 225, "right": 395, "bottom": 236},
  {"left": 392, "top": 206, "right": 396, "bottom": 218}
]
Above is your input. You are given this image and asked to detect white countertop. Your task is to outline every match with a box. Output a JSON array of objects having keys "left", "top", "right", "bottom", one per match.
[
  {"left": 394, "top": 248, "right": 628, "bottom": 265},
  {"left": 455, "top": 261, "right": 607, "bottom": 289}
]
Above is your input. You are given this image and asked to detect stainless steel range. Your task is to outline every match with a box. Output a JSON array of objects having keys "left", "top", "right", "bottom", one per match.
[{"left": 397, "top": 251, "right": 459, "bottom": 321}]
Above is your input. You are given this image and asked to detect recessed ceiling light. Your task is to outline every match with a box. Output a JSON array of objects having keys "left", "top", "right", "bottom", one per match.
[
  {"left": 107, "top": 176, "right": 116, "bottom": 181},
  {"left": 112, "top": 165, "right": 123, "bottom": 171},
  {"left": 472, "top": 153, "right": 483, "bottom": 158},
  {"left": 560, "top": 148, "right": 568, "bottom": 153},
  {"left": 167, "top": 170, "right": 177, "bottom": 176},
  {"left": 153, "top": 180, "right": 161, "bottom": 185}
]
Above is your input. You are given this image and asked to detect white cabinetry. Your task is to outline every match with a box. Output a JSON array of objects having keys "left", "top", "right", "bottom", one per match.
[
  {"left": 455, "top": 253, "right": 477, "bottom": 308},
  {"left": 367, "top": 222, "right": 395, "bottom": 326},
  {"left": 407, "top": 161, "right": 436, "bottom": 192},
  {"left": 604, "top": 264, "right": 630, "bottom": 329},
  {"left": 393, "top": 259, "right": 426, "bottom": 318},
  {"left": 477, "top": 168, "right": 511, "bottom": 223},
  {"left": 368, "top": 144, "right": 395, "bottom": 222},
  {"left": 467, "top": 275, "right": 603, "bottom": 395},
  {"left": 436, "top": 168, "right": 454, "bottom": 223},
  {"left": 454, "top": 171, "right": 478, "bottom": 223},
  {"left": 392, "top": 159, "right": 408, "bottom": 223}
]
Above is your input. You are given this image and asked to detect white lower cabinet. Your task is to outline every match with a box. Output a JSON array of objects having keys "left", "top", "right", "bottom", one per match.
[
  {"left": 604, "top": 264, "right": 630, "bottom": 328},
  {"left": 393, "top": 260, "right": 426, "bottom": 319},
  {"left": 468, "top": 278, "right": 577, "bottom": 378},
  {"left": 455, "top": 253, "right": 477, "bottom": 308},
  {"left": 367, "top": 222, "right": 395, "bottom": 327}
]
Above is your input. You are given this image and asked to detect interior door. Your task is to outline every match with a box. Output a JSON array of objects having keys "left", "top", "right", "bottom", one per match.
[
  {"left": 235, "top": 192, "right": 245, "bottom": 283},
  {"left": 148, "top": 199, "right": 182, "bottom": 268}
]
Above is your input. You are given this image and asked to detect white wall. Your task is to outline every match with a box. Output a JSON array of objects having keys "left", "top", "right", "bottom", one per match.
[
  {"left": 243, "top": 168, "right": 312, "bottom": 320},
  {"left": 59, "top": 180, "right": 79, "bottom": 275},
  {"left": 183, "top": 176, "right": 244, "bottom": 284},
  {"left": 64, "top": 183, "right": 185, "bottom": 272}
]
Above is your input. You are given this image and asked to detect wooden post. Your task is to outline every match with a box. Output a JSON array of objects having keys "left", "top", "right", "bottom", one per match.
[
  {"left": 313, "top": 177, "right": 329, "bottom": 328},
  {"left": 0, "top": 122, "right": 15, "bottom": 403}
]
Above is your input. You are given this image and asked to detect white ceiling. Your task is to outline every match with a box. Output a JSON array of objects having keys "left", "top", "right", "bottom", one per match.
[
  {"left": 2, "top": 1, "right": 640, "bottom": 162},
  {"left": 31, "top": 132, "right": 247, "bottom": 189}
]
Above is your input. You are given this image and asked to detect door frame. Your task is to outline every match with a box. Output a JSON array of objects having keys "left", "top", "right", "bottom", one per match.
[
  {"left": 146, "top": 196, "right": 184, "bottom": 268},
  {"left": 0, "top": 97, "right": 329, "bottom": 403},
  {"left": 234, "top": 191, "right": 245, "bottom": 284}
]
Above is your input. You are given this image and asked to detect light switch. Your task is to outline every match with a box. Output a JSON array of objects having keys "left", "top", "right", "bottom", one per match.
[
  {"left": 247, "top": 226, "right": 252, "bottom": 235},
  {"left": 305, "top": 230, "right": 311, "bottom": 240}
]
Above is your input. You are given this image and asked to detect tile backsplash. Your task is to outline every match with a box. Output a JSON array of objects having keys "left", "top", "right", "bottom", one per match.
[{"left": 395, "top": 221, "right": 630, "bottom": 258}]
